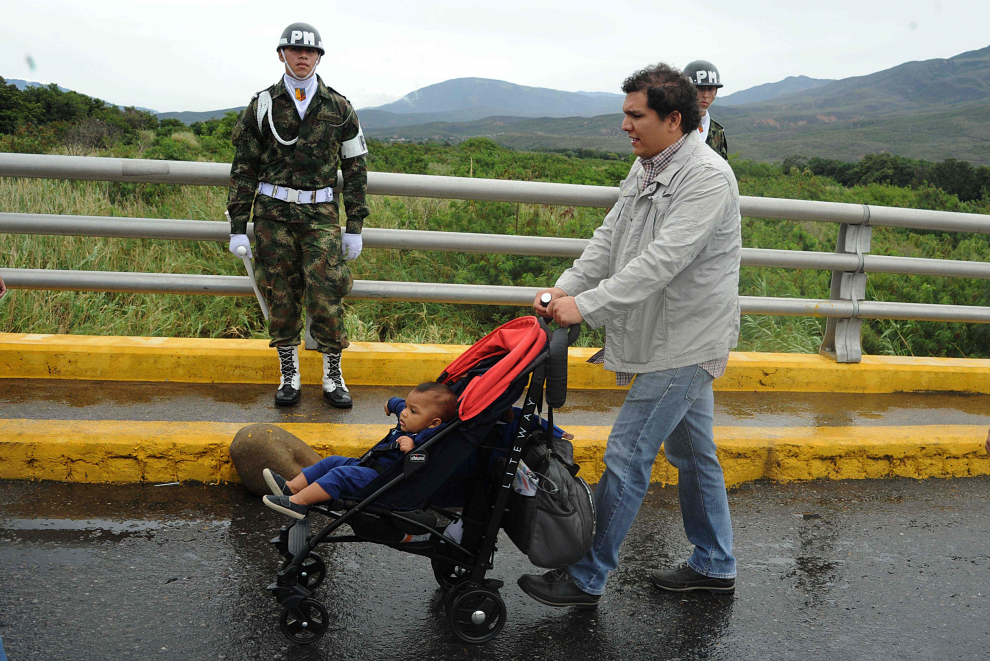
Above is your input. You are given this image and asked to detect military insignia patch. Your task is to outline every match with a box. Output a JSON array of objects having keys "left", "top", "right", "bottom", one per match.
[{"left": 294, "top": 88, "right": 306, "bottom": 102}]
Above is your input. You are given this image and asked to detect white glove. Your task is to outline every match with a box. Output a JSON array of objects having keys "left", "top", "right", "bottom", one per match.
[
  {"left": 342, "top": 232, "right": 363, "bottom": 261},
  {"left": 229, "top": 234, "right": 252, "bottom": 258}
]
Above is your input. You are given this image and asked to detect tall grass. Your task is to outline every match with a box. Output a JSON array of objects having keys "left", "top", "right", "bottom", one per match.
[{"left": 0, "top": 175, "right": 607, "bottom": 345}]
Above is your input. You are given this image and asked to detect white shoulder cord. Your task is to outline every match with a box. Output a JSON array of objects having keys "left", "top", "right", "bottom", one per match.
[
  {"left": 256, "top": 91, "right": 297, "bottom": 146},
  {"left": 255, "top": 76, "right": 364, "bottom": 156}
]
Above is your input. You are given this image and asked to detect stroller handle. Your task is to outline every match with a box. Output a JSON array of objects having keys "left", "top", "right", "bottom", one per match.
[{"left": 537, "top": 316, "right": 581, "bottom": 347}]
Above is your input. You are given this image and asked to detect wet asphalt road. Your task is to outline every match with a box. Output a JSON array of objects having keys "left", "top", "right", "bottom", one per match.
[
  {"left": 1, "top": 477, "right": 988, "bottom": 660},
  {"left": 4, "top": 378, "right": 990, "bottom": 428}
]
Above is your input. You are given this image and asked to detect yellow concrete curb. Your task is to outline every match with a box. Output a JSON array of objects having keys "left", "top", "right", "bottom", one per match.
[
  {"left": 3, "top": 333, "right": 990, "bottom": 393},
  {"left": 2, "top": 419, "right": 987, "bottom": 486}
]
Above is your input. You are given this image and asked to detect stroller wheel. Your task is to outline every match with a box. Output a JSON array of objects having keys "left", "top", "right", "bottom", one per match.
[
  {"left": 279, "top": 598, "right": 330, "bottom": 645},
  {"left": 443, "top": 579, "right": 471, "bottom": 614},
  {"left": 447, "top": 587, "right": 507, "bottom": 644},
  {"left": 431, "top": 558, "right": 469, "bottom": 591},
  {"left": 282, "top": 552, "right": 327, "bottom": 592}
]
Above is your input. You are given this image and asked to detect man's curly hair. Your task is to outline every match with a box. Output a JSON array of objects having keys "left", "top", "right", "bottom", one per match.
[{"left": 621, "top": 63, "right": 702, "bottom": 136}]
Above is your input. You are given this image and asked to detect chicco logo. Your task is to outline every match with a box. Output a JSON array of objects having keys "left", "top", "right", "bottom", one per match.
[{"left": 409, "top": 453, "right": 427, "bottom": 463}]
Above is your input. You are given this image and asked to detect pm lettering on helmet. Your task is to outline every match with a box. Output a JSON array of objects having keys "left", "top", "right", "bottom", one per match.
[
  {"left": 708, "top": 70, "right": 719, "bottom": 85},
  {"left": 697, "top": 71, "right": 708, "bottom": 83},
  {"left": 288, "top": 30, "right": 316, "bottom": 46}
]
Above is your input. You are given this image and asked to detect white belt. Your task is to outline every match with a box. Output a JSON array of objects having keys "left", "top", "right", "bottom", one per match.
[{"left": 257, "top": 182, "right": 333, "bottom": 204}]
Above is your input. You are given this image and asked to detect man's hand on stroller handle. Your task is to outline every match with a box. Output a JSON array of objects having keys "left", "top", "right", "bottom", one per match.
[
  {"left": 547, "top": 296, "right": 583, "bottom": 326},
  {"left": 397, "top": 436, "right": 415, "bottom": 453},
  {"left": 533, "top": 287, "right": 567, "bottom": 318}
]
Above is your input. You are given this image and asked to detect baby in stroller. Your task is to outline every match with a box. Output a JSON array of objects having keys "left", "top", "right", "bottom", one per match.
[{"left": 262, "top": 382, "right": 459, "bottom": 519}]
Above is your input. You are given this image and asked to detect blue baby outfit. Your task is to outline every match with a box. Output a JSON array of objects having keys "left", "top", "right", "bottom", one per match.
[{"left": 300, "top": 398, "right": 447, "bottom": 501}]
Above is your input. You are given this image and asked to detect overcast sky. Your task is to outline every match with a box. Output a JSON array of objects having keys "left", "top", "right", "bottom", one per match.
[{"left": 2, "top": 0, "right": 988, "bottom": 113}]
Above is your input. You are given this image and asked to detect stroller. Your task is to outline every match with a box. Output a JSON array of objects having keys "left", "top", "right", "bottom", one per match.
[{"left": 266, "top": 316, "right": 584, "bottom": 645}]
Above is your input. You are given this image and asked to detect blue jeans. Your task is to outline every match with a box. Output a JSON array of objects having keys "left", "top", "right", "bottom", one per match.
[
  {"left": 568, "top": 365, "right": 735, "bottom": 595},
  {"left": 301, "top": 455, "right": 379, "bottom": 501}
]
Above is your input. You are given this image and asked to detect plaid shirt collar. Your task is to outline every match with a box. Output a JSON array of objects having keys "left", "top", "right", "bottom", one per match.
[{"left": 639, "top": 133, "right": 687, "bottom": 192}]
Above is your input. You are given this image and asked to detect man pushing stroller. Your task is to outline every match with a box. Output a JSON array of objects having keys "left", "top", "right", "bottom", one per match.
[{"left": 262, "top": 382, "right": 459, "bottom": 519}]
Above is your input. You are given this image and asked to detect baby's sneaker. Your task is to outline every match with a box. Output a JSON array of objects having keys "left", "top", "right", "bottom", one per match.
[
  {"left": 263, "top": 495, "right": 309, "bottom": 520},
  {"left": 263, "top": 468, "right": 292, "bottom": 496}
]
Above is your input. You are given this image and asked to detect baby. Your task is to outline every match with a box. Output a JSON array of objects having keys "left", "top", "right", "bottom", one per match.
[{"left": 263, "top": 382, "right": 459, "bottom": 519}]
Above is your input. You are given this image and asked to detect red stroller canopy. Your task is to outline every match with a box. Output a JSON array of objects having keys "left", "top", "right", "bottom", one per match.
[{"left": 441, "top": 316, "right": 547, "bottom": 421}]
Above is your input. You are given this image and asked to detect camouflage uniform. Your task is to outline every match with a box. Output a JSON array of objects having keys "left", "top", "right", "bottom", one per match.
[
  {"left": 706, "top": 118, "right": 728, "bottom": 161},
  {"left": 227, "top": 76, "right": 369, "bottom": 353}
]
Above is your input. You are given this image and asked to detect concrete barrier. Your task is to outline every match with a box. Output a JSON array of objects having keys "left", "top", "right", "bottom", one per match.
[
  {"left": 4, "top": 332, "right": 990, "bottom": 393},
  {"left": 1, "top": 419, "right": 987, "bottom": 486},
  {"left": 3, "top": 333, "right": 989, "bottom": 487}
]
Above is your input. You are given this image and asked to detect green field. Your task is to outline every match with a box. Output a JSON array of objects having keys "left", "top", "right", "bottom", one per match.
[{"left": 2, "top": 102, "right": 989, "bottom": 358}]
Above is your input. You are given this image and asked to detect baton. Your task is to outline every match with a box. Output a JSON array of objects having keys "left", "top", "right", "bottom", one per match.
[{"left": 227, "top": 213, "right": 269, "bottom": 321}]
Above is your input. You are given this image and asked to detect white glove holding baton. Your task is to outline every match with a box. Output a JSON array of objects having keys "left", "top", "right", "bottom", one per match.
[
  {"left": 342, "top": 232, "right": 362, "bottom": 261},
  {"left": 229, "top": 234, "right": 252, "bottom": 258},
  {"left": 225, "top": 213, "right": 268, "bottom": 321}
]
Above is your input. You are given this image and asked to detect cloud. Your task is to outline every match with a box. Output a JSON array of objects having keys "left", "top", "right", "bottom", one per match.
[{"left": 1, "top": 0, "right": 987, "bottom": 112}]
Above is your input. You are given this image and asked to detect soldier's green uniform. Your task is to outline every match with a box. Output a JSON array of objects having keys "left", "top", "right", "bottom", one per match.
[
  {"left": 706, "top": 119, "right": 728, "bottom": 161},
  {"left": 227, "top": 77, "right": 369, "bottom": 354}
]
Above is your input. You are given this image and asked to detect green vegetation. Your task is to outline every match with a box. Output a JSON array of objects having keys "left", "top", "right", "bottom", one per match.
[
  {"left": 782, "top": 153, "right": 990, "bottom": 203},
  {"left": 2, "top": 80, "right": 989, "bottom": 357}
]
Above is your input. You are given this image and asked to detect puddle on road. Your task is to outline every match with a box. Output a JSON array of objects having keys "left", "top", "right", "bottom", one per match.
[{"left": 1, "top": 518, "right": 229, "bottom": 533}]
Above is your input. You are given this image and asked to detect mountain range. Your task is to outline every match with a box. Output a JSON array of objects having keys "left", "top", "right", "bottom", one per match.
[
  {"left": 149, "top": 72, "right": 848, "bottom": 128},
  {"left": 9, "top": 44, "right": 989, "bottom": 164},
  {"left": 365, "top": 45, "right": 990, "bottom": 165},
  {"left": 6, "top": 78, "right": 72, "bottom": 93},
  {"left": 5, "top": 78, "right": 158, "bottom": 114}
]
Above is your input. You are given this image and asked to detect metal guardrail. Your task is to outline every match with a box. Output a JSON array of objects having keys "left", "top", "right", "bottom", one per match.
[
  {"left": 2, "top": 153, "right": 989, "bottom": 233},
  {"left": 2, "top": 154, "right": 990, "bottom": 362},
  {"left": 4, "top": 212, "right": 990, "bottom": 279},
  {"left": 4, "top": 268, "right": 990, "bottom": 324}
]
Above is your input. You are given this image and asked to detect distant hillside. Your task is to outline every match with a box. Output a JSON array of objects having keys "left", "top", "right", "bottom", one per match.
[
  {"left": 6, "top": 78, "right": 72, "bottom": 93},
  {"left": 359, "top": 78, "right": 624, "bottom": 128},
  {"left": 157, "top": 107, "right": 244, "bottom": 123},
  {"left": 719, "top": 76, "right": 834, "bottom": 106},
  {"left": 370, "top": 45, "right": 990, "bottom": 165},
  {"left": 4, "top": 78, "right": 157, "bottom": 114},
  {"left": 714, "top": 44, "right": 990, "bottom": 162}
]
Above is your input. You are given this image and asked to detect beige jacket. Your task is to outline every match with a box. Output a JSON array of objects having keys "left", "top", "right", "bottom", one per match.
[{"left": 556, "top": 131, "right": 741, "bottom": 373}]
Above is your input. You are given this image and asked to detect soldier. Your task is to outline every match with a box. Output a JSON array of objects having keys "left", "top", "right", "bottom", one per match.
[
  {"left": 683, "top": 60, "right": 728, "bottom": 160},
  {"left": 226, "top": 22, "right": 369, "bottom": 409}
]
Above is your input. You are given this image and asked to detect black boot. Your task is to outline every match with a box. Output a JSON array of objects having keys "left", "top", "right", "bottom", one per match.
[
  {"left": 322, "top": 351, "right": 352, "bottom": 409},
  {"left": 275, "top": 346, "right": 301, "bottom": 407}
]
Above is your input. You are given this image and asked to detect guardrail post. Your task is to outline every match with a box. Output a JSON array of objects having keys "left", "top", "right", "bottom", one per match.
[{"left": 819, "top": 211, "right": 872, "bottom": 363}]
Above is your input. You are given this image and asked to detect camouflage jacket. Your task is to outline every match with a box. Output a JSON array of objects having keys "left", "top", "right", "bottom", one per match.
[
  {"left": 226, "top": 76, "right": 369, "bottom": 235},
  {"left": 706, "top": 117, "right": 728, "bottom": 161}
]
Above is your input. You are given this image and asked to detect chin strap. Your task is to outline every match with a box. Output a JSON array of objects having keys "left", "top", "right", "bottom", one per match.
[{"left": 281, "top": 47, "right": 320, "bottom": 82}]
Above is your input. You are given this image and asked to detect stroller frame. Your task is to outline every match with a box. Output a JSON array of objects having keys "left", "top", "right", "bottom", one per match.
[{"left": 267, "top": 319, "right": 575, "bottom": 645}]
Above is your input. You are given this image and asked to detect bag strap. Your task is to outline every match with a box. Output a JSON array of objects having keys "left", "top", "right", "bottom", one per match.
[{"left": 519, "top": 363, "right": 546, "bottom": 440}]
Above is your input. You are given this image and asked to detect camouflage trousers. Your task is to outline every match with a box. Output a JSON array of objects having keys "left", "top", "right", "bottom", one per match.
[{"left": 253, "top": 218, "right": 353, "bottom": 353}]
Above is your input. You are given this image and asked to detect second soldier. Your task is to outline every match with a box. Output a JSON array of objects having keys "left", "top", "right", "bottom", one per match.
[
  {"left": 227, "top": 22, "right": 369, "bottom": 409},
  {"left": 683, "top": 60, "right": 728, "bottom": 160}
]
